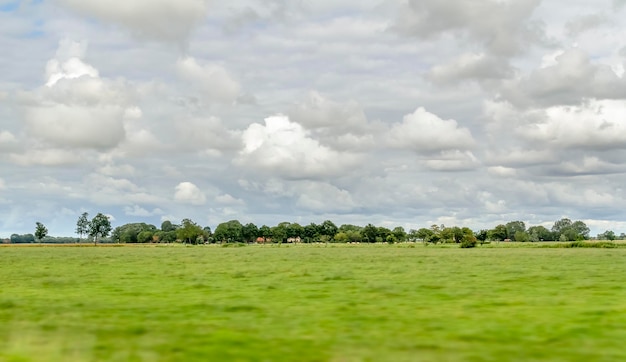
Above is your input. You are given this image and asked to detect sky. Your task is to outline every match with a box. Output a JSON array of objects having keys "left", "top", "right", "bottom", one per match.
[{"left": 1, "top": 0, "right": 626, "bottom": 238}]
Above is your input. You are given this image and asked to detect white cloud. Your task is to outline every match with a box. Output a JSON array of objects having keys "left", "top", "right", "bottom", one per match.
[
  {"left": 215, "top": 194, "right": 245, "bottom": 206},
  {"left": 500, "top": 49, "right": 626, "bottom": 108},
  {"left": 56, "top": 0, "right": 210, "bottom": 43},
  {"left": 25, "top": 104, "right": 126, "bottom": 149},
  {"left": 295, "top": 181, "right": 357, "bottom": 213},
  {"left": 421, "top": 150, "right": 480, "bottom": 172},
  {"left": 174, "top": 182, "right": 206, "bottom": 205},
  {"left": 427, "top": 53, "right": 513, "bottom": 84},
  {"left": 176, "top": 57, "right": 240, "bottom": 103},
  {"left": 45, "top": 39, "right": 98, "bottom": 86},
  {"left": 175, "top": 116, "right": 241, "bottom": 152},
  {"left": 392, "top": 0, "right": 543, "bottom": 56},
  {"left": 237, "top": 115, "right": 360, "bottom": 179},
  {"left": 124, "top": 205, "right": 163, "bottom": 217},
  {"left": 0, "top": 131, "right": 17, "bottom": 151},
  {"left": 488, "top": 166, "right": 518, "bottom": 178},
  {"left": 19, "top": 39, "right": 137, "bottom": 151},
  {"left": 520, "top": 99, "right": 626, "bottom": 150},
  {"left": 288, "top": 91, "right": 378, "bottom": 150},
  {"left": 387, "top": 107, "right": 475, "bottom": 153},
  {"left": 10, "top": 149, "right": 85, "bottom": 166}
]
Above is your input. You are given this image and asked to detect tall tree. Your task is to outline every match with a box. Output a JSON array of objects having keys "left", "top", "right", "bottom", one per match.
[
  {"left": 488, "top": 224, "right": 508, "bottom": 241},
  {"left": 242, "top": 223, "right": 259, "bottom": 243},
  {"left": 362, "top": 224, "right": 378, "bottom": 243},
  {"left": 505, "top": 221, "right": 526, "bottom": 240},
  {"left": 320, "top": 220, "right": 338, "bottom": 240},
  {"left": 76, "top": 212, "right": 89, "bottom": 243},
  {"left": 177, "top": 219, "right": 204, "bottom": 244},
  {"left": 161, "top": 220, "right": 178, "bottom": 232},
  {"left": 89, "top": 213, "right": 112, "bottom": 245},
  {"left": 528, "top": 225, "right": 553, "bottom": 241},
  {"left": 214, "top": 220, "right": 244, "bottom": 243},
  {"left": 35, "top": 222, "right": 48, "bottom": 243},
  {"left": 392, "top": 226, "right": 407, "bottom": 242}
]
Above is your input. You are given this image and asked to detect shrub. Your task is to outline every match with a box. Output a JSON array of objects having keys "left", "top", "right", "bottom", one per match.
[{"left": 460, "top": 235, "right": 477, "bottom": 248}]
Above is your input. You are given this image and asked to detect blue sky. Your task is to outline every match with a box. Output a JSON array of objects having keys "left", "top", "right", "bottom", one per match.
[{"left": 1, "top": 0, "right": 626, "bottom": 238}]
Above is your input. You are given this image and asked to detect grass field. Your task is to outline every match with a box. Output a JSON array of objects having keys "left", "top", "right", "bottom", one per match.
[{"left": 1, "top": 244, "right": 626, "bottom": 361}]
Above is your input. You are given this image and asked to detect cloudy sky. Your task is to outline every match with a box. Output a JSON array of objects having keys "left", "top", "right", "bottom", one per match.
[{"left": 1, "top": 0, "right": 626, "bottom": 238}]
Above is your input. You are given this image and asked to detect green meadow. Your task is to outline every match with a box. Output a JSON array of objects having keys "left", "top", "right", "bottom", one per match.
[{"left": 1, "top": 244, "right": 626, "bottom": 361}]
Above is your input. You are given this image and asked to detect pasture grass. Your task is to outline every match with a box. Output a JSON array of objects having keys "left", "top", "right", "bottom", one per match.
[{"left": 1, "top": 243, "right": 626, "bottom": 361}]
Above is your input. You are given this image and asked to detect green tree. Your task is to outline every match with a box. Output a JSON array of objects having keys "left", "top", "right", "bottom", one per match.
[
  {"left": 552, "top": 218, "right": 589, "bottom": 241},
  {"left": 528, "top": 225, "right": 552, "bottom": 241},
  {"left": 598, "top": 230, "right": 616, "bottom": 241},
  {"left": 362, "top": 224, "right": 378, "bottom": 243},
  {"left": 214, "top": 220, "right": 244, "bottom": 243},
  {"left": 514, "top": 231, "right": 530, "bottom": 242},
  {"left": 475, "top": 229, "right": 488, "bottom": 242},
  {"left": 345, "top": 230, "right": 362, "bottom": 243},
  {"left": 242, "top": 223, "right": 259, "bottom": 243},
  {"left": 571, "top": 221, "right": 590, "bottom": 240},
  {"left": 488, "top": 224, "right": 508, "bottom": 241},
  {"left": 161, "top": 220, "right": 178, "bottom": 232},
  {"left": 551, "top": 218, "right": 573, "bottom": 236},
  {"left": 35, "top": 222, "right": 48, "bottom": 243},
  {"left": 505, "top": 221, "right": 526, "bottom": 240},
  {"left": 415, "top": 228, "right": 434, "bottom": 242},
  {"left": 259, "top": 225, "right": 272, "bottom": 242},
  {"left": 303, "top": 223, "right": 319, "bottom": 243},
  {"left": 320, "top": 220, "right": 338, "bottom": 241},
  {"left": 89, "top": 213, "right": 112, "bottom": 245},
  {"left": 271, "top": 222, "right": 289, "bottom": 243},
  {"left": 286, "top": 222, "right": 304, "bottom": 241},
  {"left": 334, "top": 232, "right": 349, "bottom": 243},
  {"left": 112, "top": 223, "right": 157, "bottom": 243},
  {"left": 137, "top": 230, "right": 154, "bottom": 243},
  {"left": 76, "top": 212, "right": 89, "bottom": 243},
  {"left": 177, "top": 219, "right": 204, "bottom": 244},
  {"left": 377, "top": 227, "right": 391, "bottom": 243},
  {"left": 392, "top": 226, "right": 407, "bottom": 242}
]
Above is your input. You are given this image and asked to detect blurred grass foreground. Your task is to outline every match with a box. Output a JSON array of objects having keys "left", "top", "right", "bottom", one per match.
[{"left": 1, "top": 244, "right": 626, "bottom": 361}]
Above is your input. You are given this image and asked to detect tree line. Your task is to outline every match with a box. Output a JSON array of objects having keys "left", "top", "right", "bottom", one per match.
[{"left": 9, "top": 215, "right": 624, "bottom": 246}]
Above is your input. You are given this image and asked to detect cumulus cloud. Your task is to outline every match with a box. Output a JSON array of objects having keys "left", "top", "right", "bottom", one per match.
[
  {"left": 56, "top": 0, "right": 210, "bottom": 43},
  {"left": 392, "top": 0, "right": 543, "bottom": 56},
  {"left": 175, "top": 116, "right": 241, "bottom": 153},
  {"left": 295, "top": 181, "right": 357, "bottom": 213},
  {"left": 237, "top": 115, "right": 360, "bottom": 179},
  {"left": 289, "top": 91, "right": 368, "bottom": 130},
  {"left": 500, "top": 49, "right": 626, "bottom": 108},
  {"left": 421, "top": 150, "right": 480, "bottom": 172},
  {"left": 288, "top": 91, "right": 378, "bottom": 150},
  {"left": 0, "top": 131, "right": 18, "bottom": 151},
  {"left": 487, "top": 166, "right": 518, "bottom": 178},
  {"left": 10, "top": 149, "right": 85, "bottom": 166},
  {"left": 124, "top": 205, "right": 163, "bottom": 217},
  {"left": 176, "top": 57, "right": 240, "bottom": 104},
  {"left": 426, "top": 53, "right": 513, "bottom": 84},
  {"left": 215, "top": 194, "right": 245, "bottom": 206},
  {"left": 565, "top": 14, "right": 608, "bottom": 36},
  {"left": 174, "top": 182, "right": 206, "bottom": 205},
  {"left": 45, "top": 39, "right": 98, "bottom": 87},
  {"left": 517, "top": 100, "right": 626, "bottom": 150},
  {"left": 18, "top": 39, "right": 138, "bottom": 151},
  {"left": 25, "top": 104, "right": 126, "bottom": 149},
  {"left": 387, "top": 107, "right": 475, "bottom": 153}
]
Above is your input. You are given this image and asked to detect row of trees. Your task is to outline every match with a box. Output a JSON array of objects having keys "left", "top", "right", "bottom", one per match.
[
  {"left": 100, "top": 217, "right": 614, "bottom": 246},
  {"left": 10, "top": 215, "right": 622, "bottom": 245}
]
